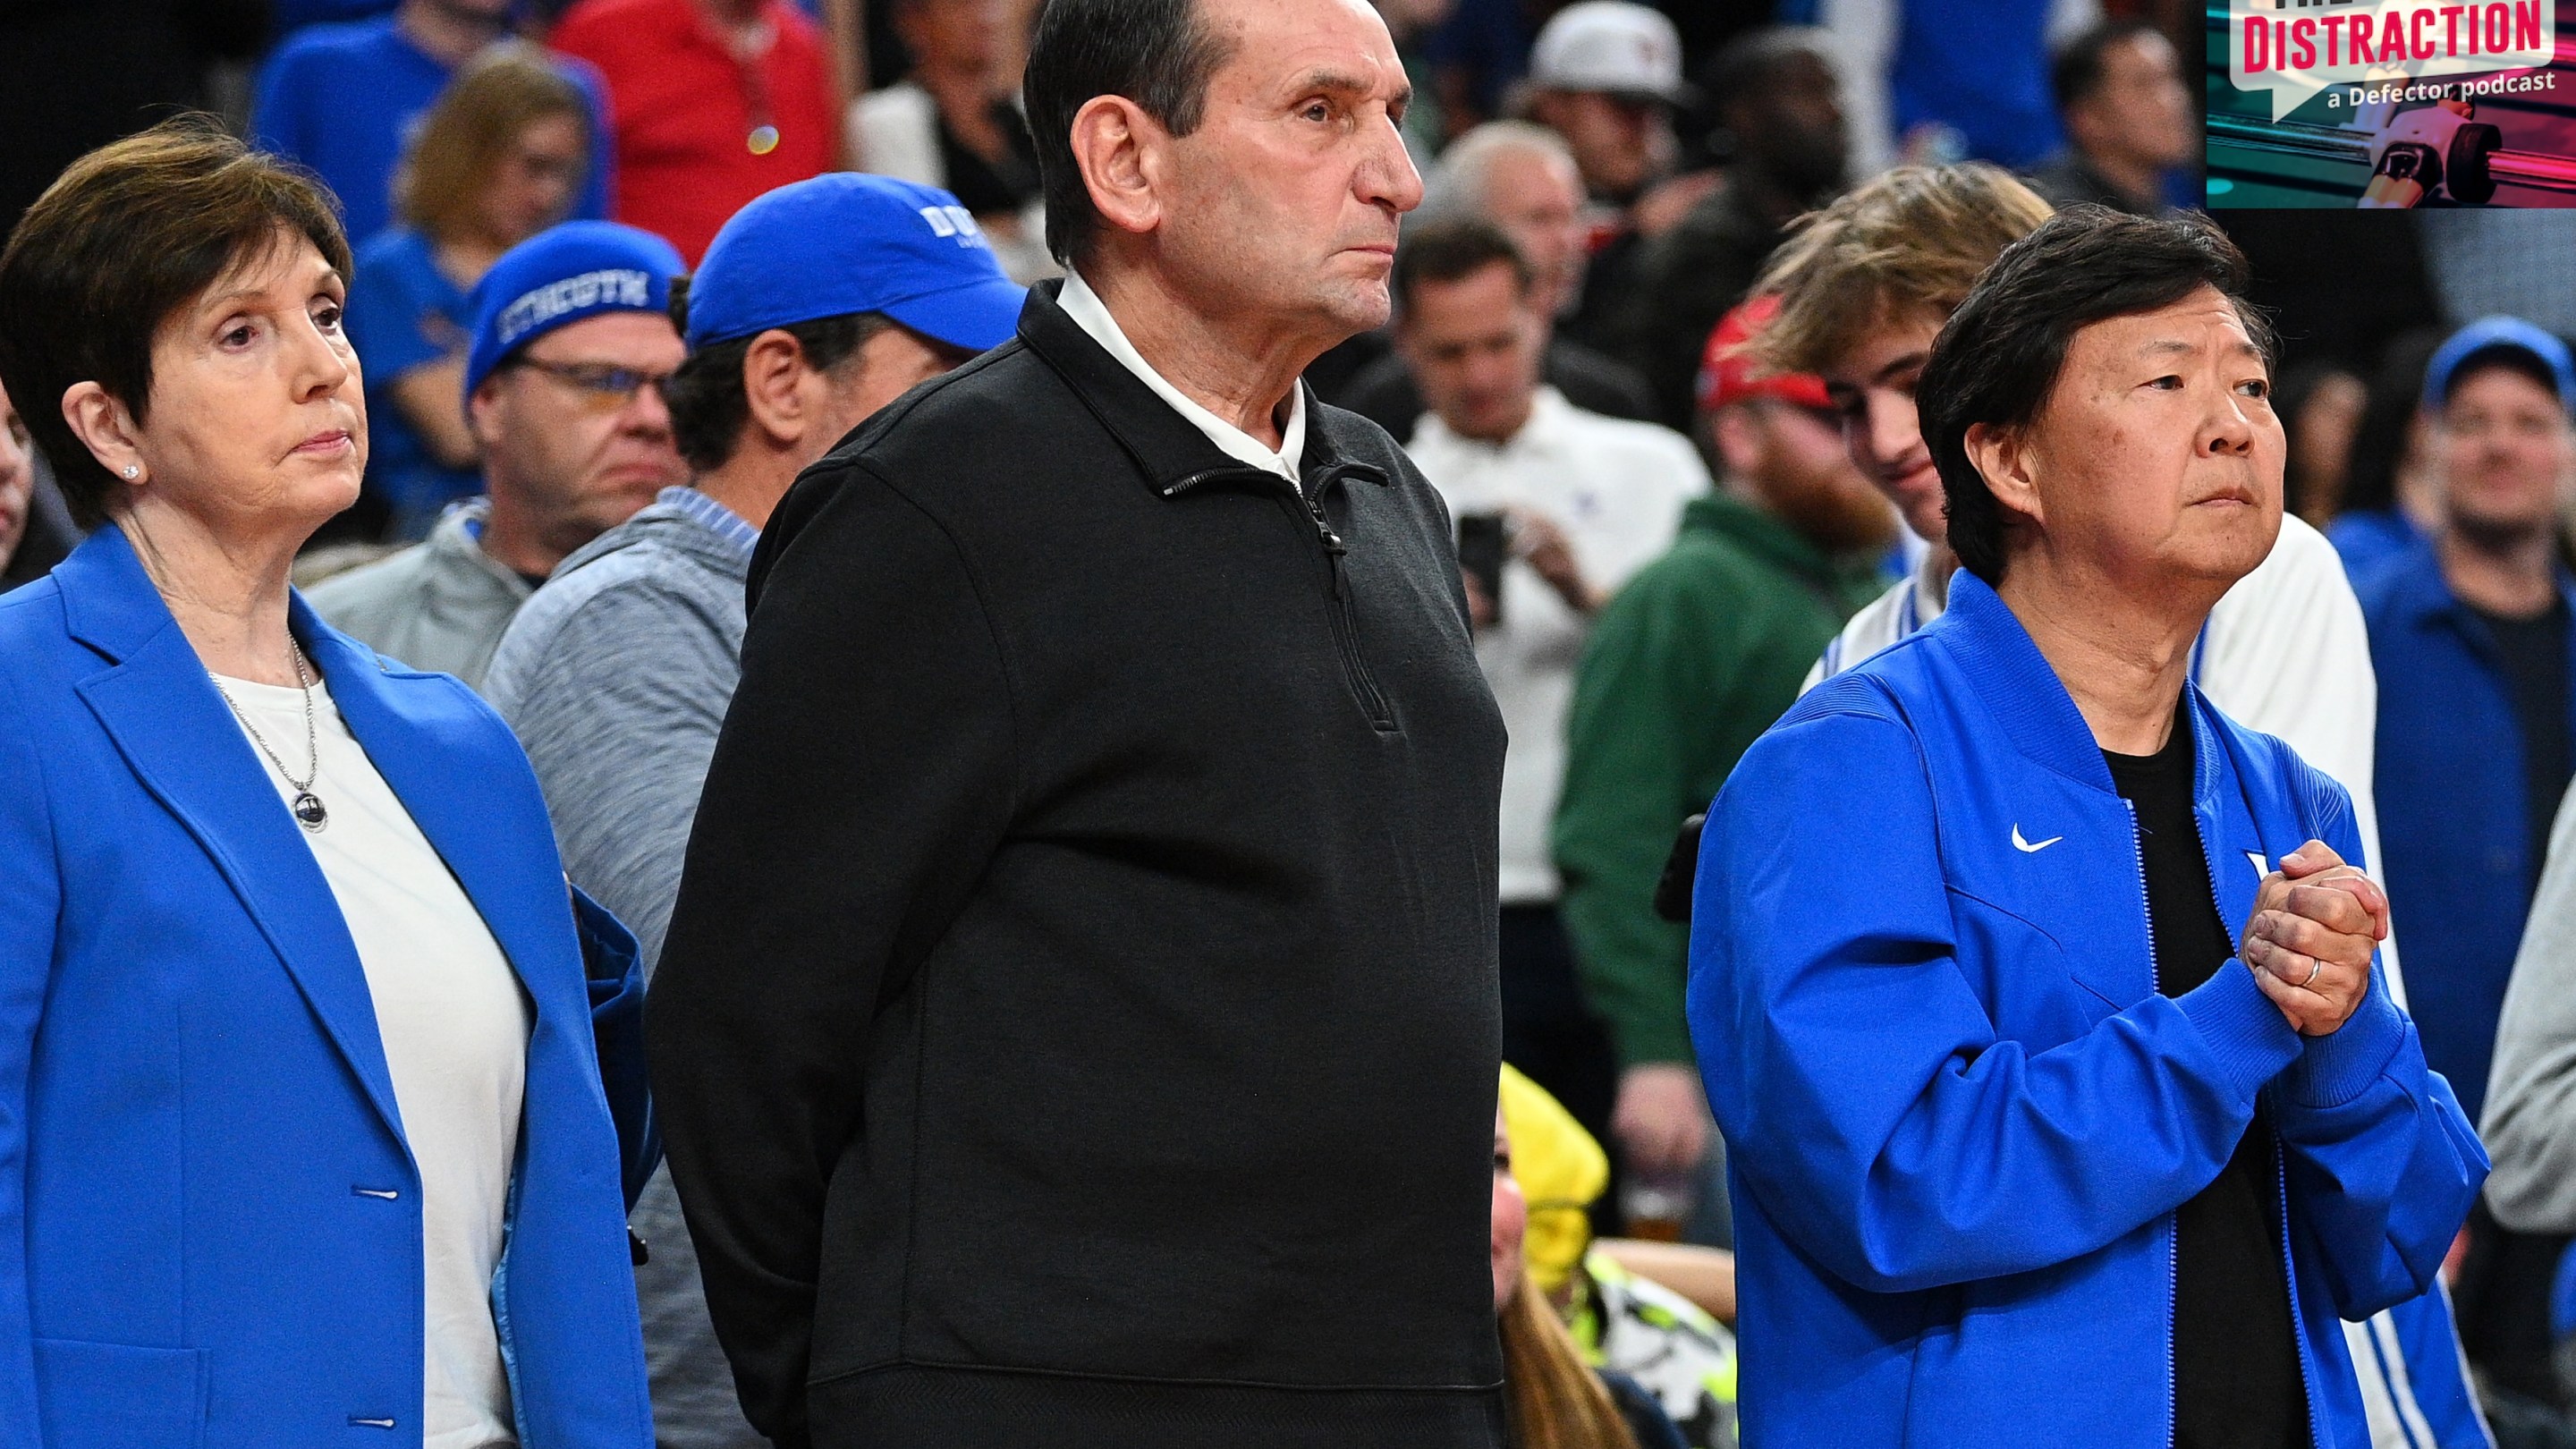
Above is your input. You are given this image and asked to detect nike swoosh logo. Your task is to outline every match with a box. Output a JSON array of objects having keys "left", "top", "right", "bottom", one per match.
[{"left": 2012, "top": 825, "right": 2063, "bottom": 853}]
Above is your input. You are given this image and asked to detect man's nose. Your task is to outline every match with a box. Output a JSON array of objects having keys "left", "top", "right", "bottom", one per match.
[
  {"left": 625, "top": 378, "right": 675, "bottom": 436},
  {"left": 2205, "top": 395, "right": 2257, "bottom": 455},
  {"left": 1864, "top": 396, "right": 1912, "bottom": 468},
  {"left": 1363, "top": 120, "right": 1426, "bottom": 214}
]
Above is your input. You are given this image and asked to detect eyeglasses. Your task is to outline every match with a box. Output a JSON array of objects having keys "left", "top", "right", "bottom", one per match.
[{"left": 506, "top": 356, "right": 675, "bottom": 411}]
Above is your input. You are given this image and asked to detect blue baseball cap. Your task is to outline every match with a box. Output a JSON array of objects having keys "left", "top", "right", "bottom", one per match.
[
  {"left": 464, "top": 221, "right": 686, "bottom": 399},
  {"left": 682, "top": 174, "right": 1027, "bottom": 353},
  {"left": 2424, "top": 316, "right": 2576, "bottom": 414}
]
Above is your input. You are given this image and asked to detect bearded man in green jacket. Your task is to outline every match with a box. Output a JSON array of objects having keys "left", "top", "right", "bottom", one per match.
[{"left": 1553, "top": 295, "right": 1892, "bottom": 1214}]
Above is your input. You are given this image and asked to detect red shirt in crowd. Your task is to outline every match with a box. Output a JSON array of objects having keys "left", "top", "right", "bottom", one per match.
[{"left": 549, "top": 0, "right": 837, "bottom": 265}]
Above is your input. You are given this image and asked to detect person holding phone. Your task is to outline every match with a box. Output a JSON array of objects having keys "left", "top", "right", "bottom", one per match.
[{"left": 1396, "top": 215, "right": 1703, "bottom": 1182}]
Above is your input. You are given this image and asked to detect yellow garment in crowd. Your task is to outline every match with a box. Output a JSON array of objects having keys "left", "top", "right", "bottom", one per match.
[{"left": 1499, "top": 1063, "right": 1608, "bottom": 1297}]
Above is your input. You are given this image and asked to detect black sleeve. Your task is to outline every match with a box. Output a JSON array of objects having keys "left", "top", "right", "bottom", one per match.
[{"left": 647, "top": 462, "right": 1019, "bottom": 1448}]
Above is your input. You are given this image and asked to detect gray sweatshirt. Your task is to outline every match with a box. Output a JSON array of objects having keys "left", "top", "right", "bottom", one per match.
[
  {"left": 306, "top": 499, "right": 531, "bottom": 691},
  {"left": 2480, "top": 775, "right": 2576, "bottom": 1233},
  {"left": 482, "top": 486, "right": 763, "bottom": 1449}
]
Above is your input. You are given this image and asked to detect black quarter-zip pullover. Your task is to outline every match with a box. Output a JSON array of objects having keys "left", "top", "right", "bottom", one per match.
[{"left": 650, "top": 281, "right": 1510, "bottom": 1449}]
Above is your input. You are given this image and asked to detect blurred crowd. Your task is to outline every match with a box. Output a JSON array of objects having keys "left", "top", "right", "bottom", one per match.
[
  {"left": 19, "top": 0, "right": 2576, "bottom": 1447},
  {"left": 0, "top": 0, "right": 2206, "bottom": 557}
]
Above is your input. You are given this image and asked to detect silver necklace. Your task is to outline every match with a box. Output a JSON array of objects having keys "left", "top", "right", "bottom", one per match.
[{"left": 211, "top": 641, "right": 328, "bottom": 832}]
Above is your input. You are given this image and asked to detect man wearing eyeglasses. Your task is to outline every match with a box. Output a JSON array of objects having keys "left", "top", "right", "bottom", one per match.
[{"left": 310, "top": 221, "right": 689, "bottom": 691}]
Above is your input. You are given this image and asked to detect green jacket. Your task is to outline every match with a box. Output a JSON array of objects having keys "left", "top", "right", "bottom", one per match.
[{"left": 1553, "top": 493, "right": 1884, "bottom": 1068}]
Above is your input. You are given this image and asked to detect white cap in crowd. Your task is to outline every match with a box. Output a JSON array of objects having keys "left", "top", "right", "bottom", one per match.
[{"left": 1526, "top": 1, "right": 1695, "bottom": 106}]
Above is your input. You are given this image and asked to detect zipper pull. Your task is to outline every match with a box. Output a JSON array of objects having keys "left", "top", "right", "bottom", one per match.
[{"left": 1305, "top": 496, "right": 1346, "bottom": 555}]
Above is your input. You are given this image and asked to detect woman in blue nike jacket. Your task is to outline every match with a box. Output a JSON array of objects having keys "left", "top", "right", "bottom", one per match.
[{"left": 1689, "top": 207, "right": 2484, "bottom": 1449}]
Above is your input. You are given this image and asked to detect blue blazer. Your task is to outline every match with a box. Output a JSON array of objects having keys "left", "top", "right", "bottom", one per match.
[
  {"left": 0, "top": 526, "right": 655, "bottom": 1449},
  {"left": 1690, "top": 572, "right": 2485, "bottom": 1448}
]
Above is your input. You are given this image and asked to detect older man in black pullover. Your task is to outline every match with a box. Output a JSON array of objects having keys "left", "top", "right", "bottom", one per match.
[{"left": 647, "top": 1, "right": 1508, "bottom": 1447}]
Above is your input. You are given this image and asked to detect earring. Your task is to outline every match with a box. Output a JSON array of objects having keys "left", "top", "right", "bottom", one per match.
[{"left": 121, "top": 464, "right": 139, "bottom": 480}]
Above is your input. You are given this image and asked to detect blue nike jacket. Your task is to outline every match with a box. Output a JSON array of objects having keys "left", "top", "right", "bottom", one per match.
[{"left": 1689, "top": 572, "right": 2486, "bottom": 1448}]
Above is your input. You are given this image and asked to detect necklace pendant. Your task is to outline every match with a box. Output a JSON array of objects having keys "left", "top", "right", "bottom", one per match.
[{"left": 292, "top": 791, "right": 328, "bottom": 832}]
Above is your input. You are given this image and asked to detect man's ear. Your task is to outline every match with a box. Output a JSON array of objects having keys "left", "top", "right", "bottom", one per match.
[
  {"left": 1069, "top": 94, "right": 1168, "bottom": 244},
  {"left": 1707, "top": 402, "right": 1761, "bottom": 480},
  {"left": 1964, "top": 420, "right": 2044, "bottom": 531},
  {"left": 466, "top": 376, "right": 508, "bottom": 452},
  {"left": 738, "top": 329, "right": 812, "bottom": 448}
]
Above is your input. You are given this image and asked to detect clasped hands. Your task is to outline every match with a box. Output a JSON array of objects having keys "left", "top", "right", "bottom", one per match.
[{"left": 2240, "top": 840, "right": 2386, "bottom": 1036}]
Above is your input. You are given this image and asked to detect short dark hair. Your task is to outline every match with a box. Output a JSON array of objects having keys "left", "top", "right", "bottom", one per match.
[
  {"left": 0, "top": 116, "right": 352, "bottom": 529},
  {"left": 1391, "top": 216, "right": 1531, "bottom": 316},
  {"left": 1024, "top": 0, "right": 1234, "bottom": 267},
  {"left": 663, "top": 275, "right": 893, "bottom": 472},
  {"left": 1707, "top": 28, "right": 1830, "bottom": 117},
  {"left": 2052, "top": 18, "right": 2164, "bottom": 116},
  {"left": 1918, "top": 205, "right": 2276, "bottom": 585}
]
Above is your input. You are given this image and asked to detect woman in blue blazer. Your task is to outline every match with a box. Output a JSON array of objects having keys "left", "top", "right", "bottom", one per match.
[{"left": 0, "top": 123, "right": 654, "bottom": 1447}]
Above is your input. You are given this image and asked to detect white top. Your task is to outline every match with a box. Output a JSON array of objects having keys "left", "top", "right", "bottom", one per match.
[
  {"left": 848, "top": 81, "right": 944, "bottom": 188},
  {"left": 1058, "top": 267, "right": 1308, "bottom": 484},
  {"left": 213, "top": 673, "right": 530, "bottom": 1449},
  {"left": 845, "top": 82, "right": 1057, "bottom": 284},
  {"left": 1798, "top": 512, "right": 2405, "bottom": 999},
  {"left": 1408, "top": 389, "right": 1706, "bottom": 902}
]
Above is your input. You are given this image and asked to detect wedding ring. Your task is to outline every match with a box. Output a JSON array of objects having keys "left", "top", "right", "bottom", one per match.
[{"left": 2301, "top": 957, "right": 2322, "bottom": 987}]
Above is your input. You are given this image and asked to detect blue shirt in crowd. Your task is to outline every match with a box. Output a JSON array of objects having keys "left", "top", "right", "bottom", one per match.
[
  {"left": 1420, "top": 0, "right": 1530, "bottom": 126},
  {"left": 2363, "top": 540, "right": 2576, "bottom": 1123},
  {"left": 1781, "top": 0, "right": 2066, "bottom": 168},
  {"left": 251, "top": 14, "right": 613, "bottom": 247},
  {"left": 346, "top": 227, "right": 484, "bottom": 535},
  {"left": 2329, "top": 506, "right": 2428, "bottom": 586}
]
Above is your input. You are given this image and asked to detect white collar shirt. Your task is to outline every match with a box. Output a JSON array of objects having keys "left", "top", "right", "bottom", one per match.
[
  {"left": 1059, "top": 268, "right": 1307, "bottom": 486},
  {"left": 1407, "top": 387, "right": 1707, "bottom": 902}
]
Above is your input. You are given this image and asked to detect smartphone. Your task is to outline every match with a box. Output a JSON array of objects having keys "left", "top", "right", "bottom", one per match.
[{"left": 1457, "top": 512, "right": 1508, "bottom": 627}]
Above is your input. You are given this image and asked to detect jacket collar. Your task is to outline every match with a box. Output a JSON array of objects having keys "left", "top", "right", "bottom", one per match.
[
  {"left": 1928, "top": 569, "right": 2236, "bottom": 809},
  {"left": 428, "top": 497, "right": 533, "bottom": 599},
  {"left": 55, "top": 524, "right": 565, "bottom": 1159},
  {"left": 1919, "top": 570, "right": 2316, "bottom": 979},
  {"left": 1013, "top": 278, "right": 1389, "bottom": 499},
  {"left": 547, "top": 487, "right": 751, "bottom": 594}
]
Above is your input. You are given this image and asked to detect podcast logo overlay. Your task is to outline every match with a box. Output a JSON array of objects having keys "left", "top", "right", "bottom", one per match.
[{"left": 2231, "top": 0, "right": 2554, "bottom": 121}]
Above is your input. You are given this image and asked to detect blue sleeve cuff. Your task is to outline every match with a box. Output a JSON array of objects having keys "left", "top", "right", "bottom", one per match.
[
  {"left": 2283, "top": 970, "right": 2406, "bottom": 1110},
  {"left": 2174, "top": 960, "right": 2304, "bottom": 1103}
]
